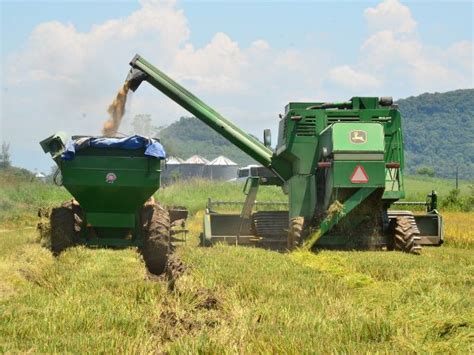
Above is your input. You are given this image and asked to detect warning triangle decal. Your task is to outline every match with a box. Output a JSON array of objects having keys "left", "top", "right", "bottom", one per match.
[{"left": 350, "top": 165, "right": 369, "bottom": 183}]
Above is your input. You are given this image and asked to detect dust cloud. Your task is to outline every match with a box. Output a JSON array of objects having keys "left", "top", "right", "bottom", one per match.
[{"left": 102, "top": 81, "right": 130, "bottom": 137}]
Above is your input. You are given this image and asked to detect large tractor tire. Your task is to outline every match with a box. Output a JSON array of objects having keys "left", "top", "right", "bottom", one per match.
[
  {"left": 50, "top": 207, "right": 76, "bottom": 254},
  {"left": 391, "top": 216, "right": 421, "bottom": 255},
  {"left": 49, "top": 200, "right": 83, "bottom": 255},
  {"left": 140, "top": 203, "right": 171, "bottom": 275},
  {"left": 288, "top": 216, "right": 304, "bottom": 250}
]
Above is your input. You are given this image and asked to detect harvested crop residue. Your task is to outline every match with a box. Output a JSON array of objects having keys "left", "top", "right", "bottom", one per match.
[
  {"left": 102, "top": 81, "right": 130, "bottom": 137},
  {"left": 290, "top": 250, "right": 373, "bottom": 288}
]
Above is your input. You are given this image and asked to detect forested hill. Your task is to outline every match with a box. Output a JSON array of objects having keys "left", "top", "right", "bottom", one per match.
[
  {"left": 157, "top": 89, "right": 473, "bottom": 179},
  {"left": 398, "top": 89, "right": 473, "bottom": 179},
  {"left": 158, "top": 117, "right": 256, "bottom": 165}
]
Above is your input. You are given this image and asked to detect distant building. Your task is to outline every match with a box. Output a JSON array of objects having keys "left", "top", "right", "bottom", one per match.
[
  {"left": 162, "top": 155, "right": 241, "bottom": 181},
  {"left": 180, "top": 155, "right": 209, "bottom": 179},
  {"left": 161, "top": 156, "right": 183, "bottom": 182},
  {"left": 35, "top": 172, "right": 46, "bottom": 182},
  {"left": 204, "top": 156, "right": 238, "bottom": 180}
]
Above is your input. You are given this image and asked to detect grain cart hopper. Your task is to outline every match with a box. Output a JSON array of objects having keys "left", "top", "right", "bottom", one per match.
[
  {"left": 39, "top": 134, "right": 171, "bottom": 274},
  {"left": 125, "top": 54, "right": 443, "bottom": 254}
]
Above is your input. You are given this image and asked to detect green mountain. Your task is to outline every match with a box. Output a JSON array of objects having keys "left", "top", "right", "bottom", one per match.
[
  {"left": 157, "top": 89, "right": 474, "bottom": 178},
  {"left": 398, "top": 89, "right": 473, "bottom": 179}
]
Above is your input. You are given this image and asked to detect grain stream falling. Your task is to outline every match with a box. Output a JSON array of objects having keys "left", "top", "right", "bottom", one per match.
[{"left": 102, "top": 81, "right": 130, "bottom": 137}]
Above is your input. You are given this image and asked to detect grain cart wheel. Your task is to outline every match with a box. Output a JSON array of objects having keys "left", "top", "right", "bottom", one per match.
[
  {"left": 140, "top": 203, "right": 171, "bottom": 275},
  {"left": 50, "top": 207, "right": 76, "bottom": 255},
  {"left": 391, "top": 216, "right": 421, "bottom": 255},
  {"left": 288, "top": 216, "right": 304, "bottom": 250}
]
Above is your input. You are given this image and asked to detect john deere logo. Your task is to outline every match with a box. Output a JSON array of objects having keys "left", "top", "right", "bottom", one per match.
[
  {"left": 350, "top": 130, "right": 367, "bottom": 144},
  {"left": 105, "top": 172, "right": 117, "bottom": 184}
]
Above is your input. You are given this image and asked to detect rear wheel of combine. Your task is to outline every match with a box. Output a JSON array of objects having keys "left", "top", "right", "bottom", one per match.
[
  {"left": 288, "top": 216, "right": 304, "bottom": 250},
  {"left": 391, "top": 216, "right": 421, "bottom": 255},
  {"left": 140, "top": 203, "right": 171, "bottom": 275}
]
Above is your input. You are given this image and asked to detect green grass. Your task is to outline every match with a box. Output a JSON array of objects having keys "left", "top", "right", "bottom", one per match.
[
  {"left": 0, "top": 171, "right": 473, "bottom": 352},
  {"left": 170, "top": 244, "right": 473, "bottom": 353},
  {"left": 0, "top": 169, "right": 471, "bottom": 225},
  {"left": 1, "top": 225, "right": 472, "bottom": 353},
  {"left": 0, "top": 229, "right": 169, "bottom": 352},
  {"left": 0, "top": 172, "right": 69, "bottom": 226},
  {"left": 403, "top": 175, "right": 472, "bottom": 200}
]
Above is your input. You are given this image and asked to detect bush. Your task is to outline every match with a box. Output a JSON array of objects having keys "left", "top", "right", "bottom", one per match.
[
  {"left": 440, "top": 188, "right": 474, "bottom": 212},
  {"left": 416, "top": 166, "right": 435, "bottom": 177}
]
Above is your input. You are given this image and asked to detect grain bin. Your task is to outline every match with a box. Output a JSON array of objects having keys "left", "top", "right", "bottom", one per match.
[
  {"left": 162, "top": 156, "right": 183, "bottom": 182},
  {"left": 181, "top": 155, "right": 209, "bottom": 179},
  {"left": 205, "top": 156, "right": 238, "bottom": 180}
]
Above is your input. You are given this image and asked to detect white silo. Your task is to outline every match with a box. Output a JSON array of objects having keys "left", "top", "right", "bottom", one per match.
[
  {"left": 181, "top": 155, "right": 209, "bottom": 179},
  {"left": 205, "top": 156, "right": 238, "bottom": 180}
]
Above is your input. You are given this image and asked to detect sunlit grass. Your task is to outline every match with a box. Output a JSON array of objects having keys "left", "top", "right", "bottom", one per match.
[
  {"left": 443, "top": 212, "right": 474, "bottom": 248},
  {"left": 1, "top": 173, "right": 473, "bottom": 352}
]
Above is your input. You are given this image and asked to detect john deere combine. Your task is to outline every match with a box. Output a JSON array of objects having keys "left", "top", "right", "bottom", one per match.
[{"left": 125, "top": 54, "right": 443, "bottom": 254}]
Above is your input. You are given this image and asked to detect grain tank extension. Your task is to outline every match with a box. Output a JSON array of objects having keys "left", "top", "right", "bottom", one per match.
[{"left": 126, "top": 54, "right": 443, "bottom": 253}]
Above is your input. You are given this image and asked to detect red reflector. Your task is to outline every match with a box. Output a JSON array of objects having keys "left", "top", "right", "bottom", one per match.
[
  {"left": 317, "top": 161, "right": 332, "bottom": 168},
  {"left": 350, "top": 165, "right": 369, "bottom": 183},
  {"left": 386, "top": 162, "right": 400, "bottom": 168}
]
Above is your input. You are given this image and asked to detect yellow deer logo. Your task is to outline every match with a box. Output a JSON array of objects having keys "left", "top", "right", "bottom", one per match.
[{"left": 349, "top": 130, "right": 367, "bottom": 144}]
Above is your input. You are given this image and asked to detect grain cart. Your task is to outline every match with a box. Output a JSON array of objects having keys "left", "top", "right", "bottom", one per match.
[
  {"left": 125, "top": 54, "right": 443, "bottom": 253},
  {"left": 39, "top": 134, "right": 171, "bottom": 274}
]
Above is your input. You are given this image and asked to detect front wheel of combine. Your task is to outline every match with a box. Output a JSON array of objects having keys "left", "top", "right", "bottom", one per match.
[
  {"left": 288, "top": 216, "right": 304, "bottom": 250},
  {"left": 391, "top": 216, "right": 421, "bottom": 255},
  {"left": 140, "top": 204, "right": 171, "bottom": 275}
]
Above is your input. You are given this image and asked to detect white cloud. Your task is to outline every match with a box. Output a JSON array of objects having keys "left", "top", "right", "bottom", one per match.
[
  {"left": 251, "top": 40, "right": 270, "bottom": 51},
  {"left": 328, "top": 66, "right": 381, "bottom": 90},
  {"left": 328, "top": 0, "right": 473, "bottom": 94},
  {"left": 364, "top": 0, "right": 416, "bottom": 33},
  {"left": 173, "top": 32, "right": 248, "bottom": 92}
]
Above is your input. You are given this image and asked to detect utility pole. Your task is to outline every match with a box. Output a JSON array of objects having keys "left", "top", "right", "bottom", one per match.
[{"left": 455, "top": 166, "right": 459, "bottom": 190}]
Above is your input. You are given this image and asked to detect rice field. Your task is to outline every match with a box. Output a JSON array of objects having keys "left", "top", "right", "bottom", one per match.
[
  {"left": 443, "top": 212, "right": 474, "bottom": 248},
  {"left": 0, "top": 173, "right": 473, "bottom": 352}
]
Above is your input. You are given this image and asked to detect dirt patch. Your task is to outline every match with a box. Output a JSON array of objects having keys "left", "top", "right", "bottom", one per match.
[
  {"left": 165, "top": 253, "right": 187, "bottom": 291},
  {"left": 149, "top": 253, "right": 223, "bottom": 344},
  {"left": 157, "top": 286, "right": 222, "bottom": 344},
  {"left": 194, "top": 289, "right": 219, "bottom": 310},
  {"left": 102, "top": 81, "right": 130, "bottom": 137}
]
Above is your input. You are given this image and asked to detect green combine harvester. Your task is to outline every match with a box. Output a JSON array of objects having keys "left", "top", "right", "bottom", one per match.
[{"left": 125, "top": 54, "right": 443, "bottom": 254}]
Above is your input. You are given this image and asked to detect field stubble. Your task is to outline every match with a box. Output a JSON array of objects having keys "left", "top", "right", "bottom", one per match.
[{"left": 0, "top": 177, "right": 473, "bottom": 352}]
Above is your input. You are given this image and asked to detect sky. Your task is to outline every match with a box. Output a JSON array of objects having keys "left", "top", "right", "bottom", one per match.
[{"left": 0, "top": 0, "right": 473, "bottom": 172}]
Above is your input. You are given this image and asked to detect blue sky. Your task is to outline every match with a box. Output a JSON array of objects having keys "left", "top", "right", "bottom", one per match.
[
  {"left": 2, "top": 1, "right": 472, "bottom": 54},
  {"left": 1, "top": 0, "right": 473, "bottom": 171}
]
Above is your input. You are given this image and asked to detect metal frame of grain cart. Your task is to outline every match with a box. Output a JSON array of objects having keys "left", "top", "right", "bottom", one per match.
[
  {"left": 38, "top": 134, "right": 178, "bottom": 274},
  {"left": 125, "top": 54, "right": 443, "bottom": 254}
]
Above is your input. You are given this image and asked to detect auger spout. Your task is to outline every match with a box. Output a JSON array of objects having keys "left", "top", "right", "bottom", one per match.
[{"left": 126, "top": 54, "right": 290, "bottom": 179}]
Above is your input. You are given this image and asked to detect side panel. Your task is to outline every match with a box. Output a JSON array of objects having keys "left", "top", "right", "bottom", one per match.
[
  {"left": 61, "top": 155, "right": 161, "bottom": 228},
  {"left": 288, "top": 174, "right": 316, "bottom": 219}
]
